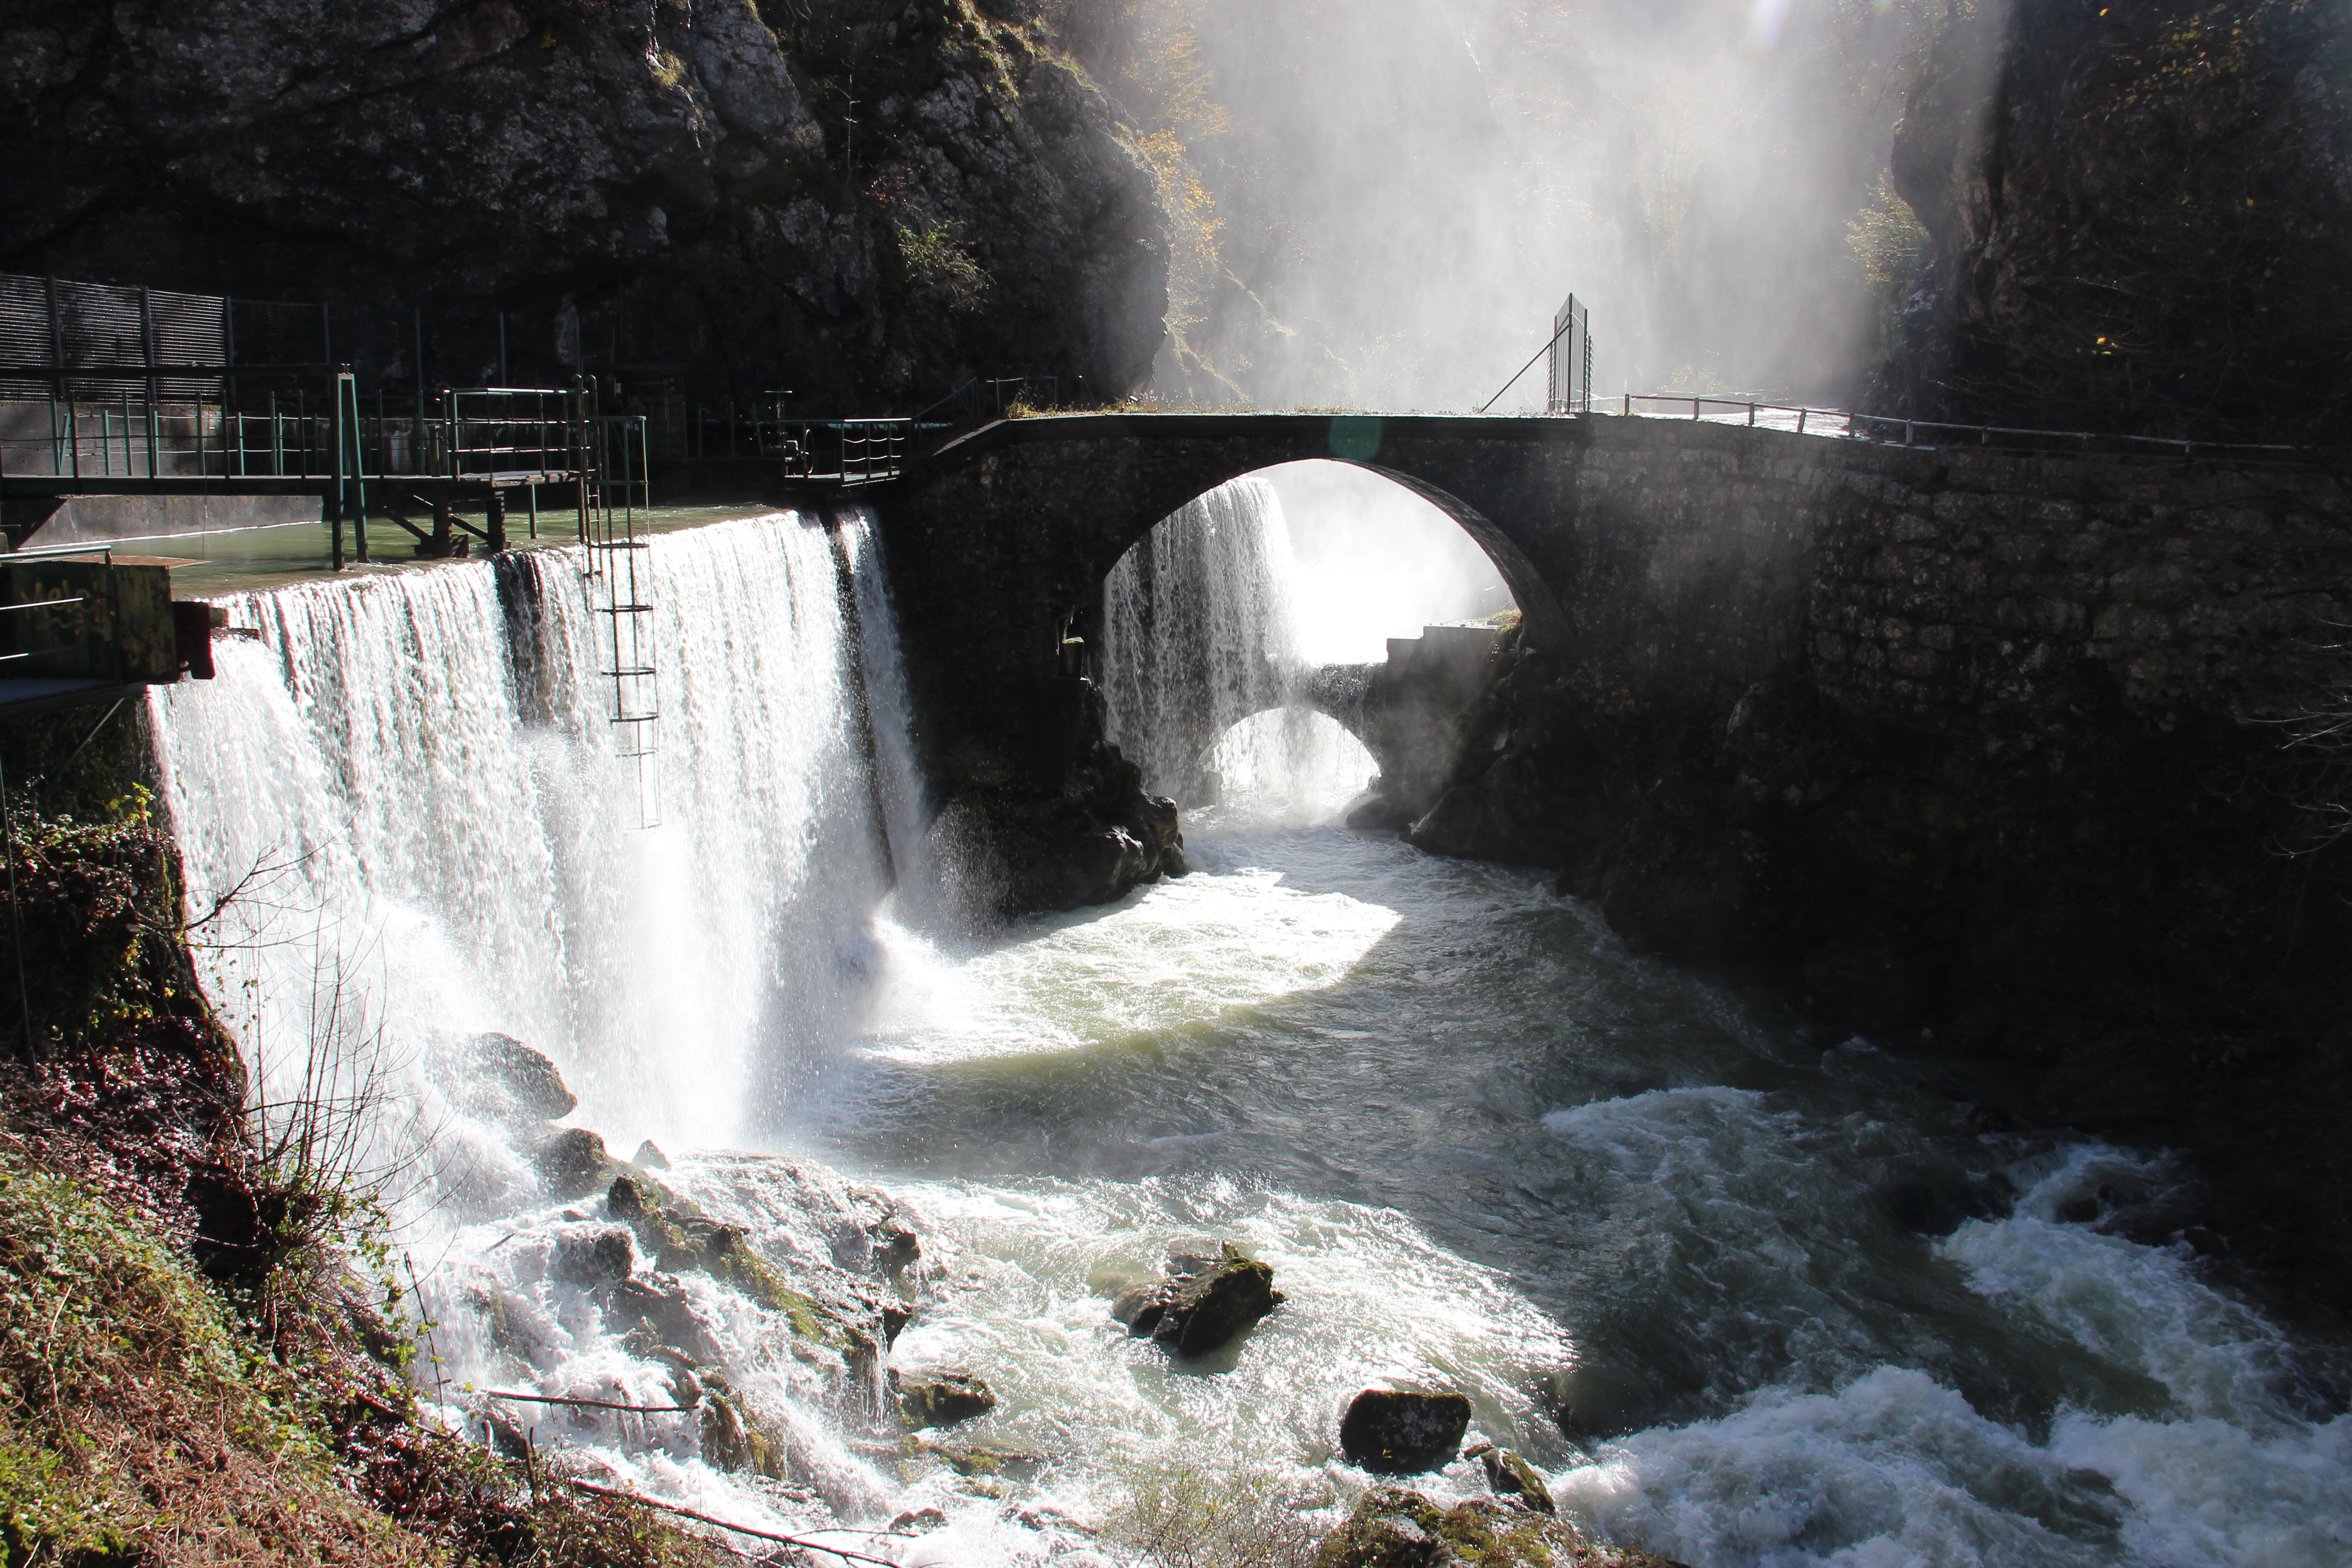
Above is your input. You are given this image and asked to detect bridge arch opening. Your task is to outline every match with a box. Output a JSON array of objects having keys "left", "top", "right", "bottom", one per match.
[{"left": 1083, "top": 460, "right": 1517, "bottom": 822}]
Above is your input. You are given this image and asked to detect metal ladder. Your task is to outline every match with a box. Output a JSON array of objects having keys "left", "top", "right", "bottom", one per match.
[{"left": 573, "top": 384, "right": 660, "bottom": 828}]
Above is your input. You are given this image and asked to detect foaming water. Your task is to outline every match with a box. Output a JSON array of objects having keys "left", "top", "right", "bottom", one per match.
[{"left": 804, "top": 820, "right": 2352, "bottom": 1567}]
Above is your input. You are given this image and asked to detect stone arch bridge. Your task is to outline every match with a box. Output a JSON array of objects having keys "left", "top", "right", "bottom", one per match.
[{"left": 864, "top": 410, "right": 2347, "bottom": 1001}]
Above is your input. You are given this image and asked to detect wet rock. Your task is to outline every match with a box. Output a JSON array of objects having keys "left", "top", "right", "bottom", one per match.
[
  {"left": 1345, "top": 793, "right": 1412, "bottom": 833},
  {"left": 1110, "top": 1283, "right": 1167, "bottom": 1334},
  {"left": 613, "top": 1273, "right": 729, "bottom": 1367},
  {"left": 1315, "top": 1489, "right": 1607, "bottom": 1568},
  {"left": 1339, "top": 1390, "right": 1472, "bottom": 1475},
  {"left": 1151, "top": 1244, "right": 1282, "bottom": 1357},
  {"left": 434, "top": 1032, "right": 578, "bottom": 1127},
  {"left": 872, "top": 1221, "right": 921, "bottom": 1279},
  {"left": 551, "top": 1226, "right": 635, "bottom": 1289},
  {"left": 532, "top": 1127, "right": 612, "bottom": 1198},
  {"left": 1106, "top": 1242, "right": 1282, "bottom": 1357},
  {"left": 882, "top": 1303, "right": 914, "bottom": 1347},
  {"left": 893, "top": 1369, "right": 997, "bottom": 1429},
  {"left": 914, "top": 1440, "right": 1051, "bottom": 1481},
  {"left": 891, "top": 1507, "right": 949, "bottom": 1534},
  {"left": 1883, "top": 1171, "right": 2016, "bottom": 1238},
  {"left": 1468, "top": 1443, "right": 1555, "bottom": 1514},
  {"left": 608, "top": 1175, "right": 646, "bottom": 1219},
  {"left": 632, "top": 1140, "right": 671, "bottom": 1171}
]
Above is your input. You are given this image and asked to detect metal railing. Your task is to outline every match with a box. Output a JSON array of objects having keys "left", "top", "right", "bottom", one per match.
[
  {"left": 913, "top": 375, "right": 1062, "bottom": 428},
  {"left": 441, "top": 387, "right": 577, "bottom": 480},
  {"left": 1615, "top": 393, "right": 2308, "bottom": 458}
]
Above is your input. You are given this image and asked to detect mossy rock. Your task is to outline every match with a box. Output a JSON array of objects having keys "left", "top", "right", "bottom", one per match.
[
  {"left": 603, "top": 1175, "right": 877, "bottom": 1369},
  {"left": 1316, "top": 1488, "right": 1683, "bottom": 1568}
]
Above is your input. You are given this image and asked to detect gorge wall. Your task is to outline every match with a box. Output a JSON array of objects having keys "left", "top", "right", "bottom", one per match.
[
  {"left": 1876, "top": 0, "right": 2352, "bottom": 441},
  {"left": 0, "top": 0, "right": 1169, "bottom": 407}
]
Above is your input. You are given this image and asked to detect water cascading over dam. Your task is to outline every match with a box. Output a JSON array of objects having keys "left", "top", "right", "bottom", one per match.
[
  {"left": 151, "top": 510, "right": 925, "bottom": 1160},
  {"left": 1099, "top": 477, "right": 1373, "bottom": 822}
]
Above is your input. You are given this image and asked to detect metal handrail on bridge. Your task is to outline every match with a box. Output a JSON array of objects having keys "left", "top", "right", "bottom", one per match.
[{"left": 1616, "top": 392, "right": 2306, "bottom": 459}]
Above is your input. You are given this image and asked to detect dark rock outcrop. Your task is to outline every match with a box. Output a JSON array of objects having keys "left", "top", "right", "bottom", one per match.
[
  {"left": 0, "top": 0, "right": 1169, "bottom": 408},
  {"left": 1873, "top": 0, "right": 2352, "bottom": 441},
  {"left": 929, "top": 676, "right": 1186, "bottom": 917},
  {"left": 1337, "top": 1390, "right": 1471, "bottom": 1475}
]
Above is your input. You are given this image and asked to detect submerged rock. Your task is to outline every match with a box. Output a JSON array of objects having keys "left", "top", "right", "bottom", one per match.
[
  {"left": 893, "top": 1370, "right": 997, "bottom": 1429},
  {"left": 1338, "top": 1390, "right": 1471, "bottom": 1475},
  {"left": 1882, "top": 1170, "right": 2017, "bottom": 1238}
]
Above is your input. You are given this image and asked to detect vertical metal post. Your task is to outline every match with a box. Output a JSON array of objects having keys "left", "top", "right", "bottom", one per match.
[
  {"left": 347, "top": 372, "right": 369, "bottom": 563},
  {"left": 45, "top": 277, "right": 64, "bottom": 415},
  {"left": 329, "top": 382, "right": 344, "bottom": 571},
  {"left": 139, "top": 285, "right": 158, "bottom": 439},
  {"left": 1797, "top": 409, "right": 1808, "bottom": 436}
]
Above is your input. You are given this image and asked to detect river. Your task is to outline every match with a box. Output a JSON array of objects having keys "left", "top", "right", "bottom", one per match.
[{"left": 146, "top": 490, "right": 2352, "bottom": 1567}]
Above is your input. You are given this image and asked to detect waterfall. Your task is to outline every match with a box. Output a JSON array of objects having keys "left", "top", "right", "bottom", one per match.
[
  {"left": 150, "top": 508, "right": 919, "bottom": 1164},
  {"left": 1098, "top": 477, "right": 1372, "bottom": 821}
]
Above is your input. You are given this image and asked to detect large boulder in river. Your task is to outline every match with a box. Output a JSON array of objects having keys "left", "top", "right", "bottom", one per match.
[
  {"left": 893, "top": 1370, "right": 996, "bottom": 1429},
  {"left": 1110, "top": 1242, "right": 1283, "bottom": 1357},
  {"left": 434, "top": 1032, "right": 578, "bottom": 1128},
  {"left": 1339, "top": 1390, "right": 1471, "bottom": 1475}
]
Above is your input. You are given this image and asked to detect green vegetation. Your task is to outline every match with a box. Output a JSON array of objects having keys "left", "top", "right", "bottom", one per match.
[
  {"left": 0, "top": 1149, "right": 425, "bottom": 1562},
  {"left": 1107, "top": 1462, "right": 1323, "bottom": 1568},
  {"left": 897, "top": 220, "right": 993, "bottom": 311}
]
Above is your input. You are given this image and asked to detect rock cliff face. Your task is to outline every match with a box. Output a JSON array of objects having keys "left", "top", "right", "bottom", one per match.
[
  {"left": 0, "top": 0, "right": 1168, "bottom": 405},
  {"left": 1877, "top": 0, "right": 2352, "bottom": 440}
]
